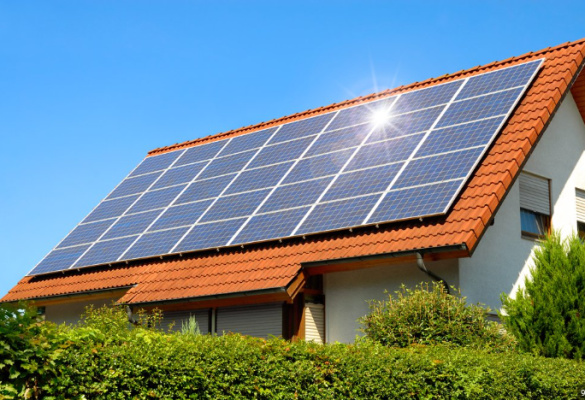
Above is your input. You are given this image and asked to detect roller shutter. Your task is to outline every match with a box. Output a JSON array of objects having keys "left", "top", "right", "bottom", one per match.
[
  {"left": 304, "top": 303, "right": 325, "bottom": 343},
  {"left": 519, "top": 173, "right": 550, "bottom": 215},
  {"left": 216, "top": 303, "right": 283, "bottom": 339},
  {"left": 577, "top": 189, "right": 585, "bottom": 223},
  {"left": 161, "top": 309, "right": 209, "bottom": 334}
]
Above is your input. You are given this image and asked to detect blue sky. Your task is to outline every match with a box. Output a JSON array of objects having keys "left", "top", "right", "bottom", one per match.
[{"left": 1, "top": 1, "right": 584, "bottom": 297}]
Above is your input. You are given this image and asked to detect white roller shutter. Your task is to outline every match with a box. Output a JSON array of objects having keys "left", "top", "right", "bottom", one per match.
[
  {"left": 216, "top": 303, "right": 282, "bottom": 339},
  {"left": 577, "top": 189, "right": 585, "bottom": 223},
  {"left": 304, "top": 303, "right": 325, "bottom": 343},
  {"left": 519, "top": 172, "right": 550, "bottom": 215},
  {"left": 161, "top": 309, "right": 209, "bottom": 334}
]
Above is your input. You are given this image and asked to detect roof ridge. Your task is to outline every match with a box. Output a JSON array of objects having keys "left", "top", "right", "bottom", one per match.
[{"left": 147, "top": 37, "right": 585, "bottom": 156}]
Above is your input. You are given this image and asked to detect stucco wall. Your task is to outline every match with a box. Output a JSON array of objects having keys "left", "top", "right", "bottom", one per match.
[
  {"left": 324, "top": 258, "right": 459, "bottom": 343},
  {"left": 44, "top": 295, "right": 122, "bottom": 325},
  {"left": 459, "top": 93, "right": 585, "bottom": 310}
]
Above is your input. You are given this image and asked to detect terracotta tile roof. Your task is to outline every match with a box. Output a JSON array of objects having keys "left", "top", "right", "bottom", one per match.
[{"left": 3, "top": 38, "right": 585, "bottom": 305}]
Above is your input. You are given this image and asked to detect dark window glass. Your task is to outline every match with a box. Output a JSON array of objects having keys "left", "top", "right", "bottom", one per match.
[
  {"left": 578, "top": 221, "right": 585, "bottom": 241},
  {"left": 520, "top": 208, "right": 550, "bottom": 238}
]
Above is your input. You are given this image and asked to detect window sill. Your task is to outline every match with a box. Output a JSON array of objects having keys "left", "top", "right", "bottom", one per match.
[{"left": 521, "top": 232, "right": 545, "bottom": 242}]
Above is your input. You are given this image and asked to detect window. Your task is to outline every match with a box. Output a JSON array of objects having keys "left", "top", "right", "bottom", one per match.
[
  {"left": 577, "top": 189, "right": 585, "bottom": 240},
  {"left": 519, "top": 172, "right": 551, "bottom": 239}
]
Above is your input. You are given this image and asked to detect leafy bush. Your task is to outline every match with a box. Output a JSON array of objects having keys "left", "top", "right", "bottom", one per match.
[
  {"left": 2, "top": 303, "right": 584, "bottom": 399},
  {"left": 360, "top": 282, "right": 515, "bottom": 351},
  {"left": 501, "top": 232, "right": 585, "bottom": 359},
  {"left": 0, "top": 303, "right": 62, "bottom": 400}
]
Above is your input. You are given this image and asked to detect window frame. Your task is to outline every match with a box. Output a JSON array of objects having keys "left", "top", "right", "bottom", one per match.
[{"left": 519, "top": 172, "right": 551, "bottom": 241}]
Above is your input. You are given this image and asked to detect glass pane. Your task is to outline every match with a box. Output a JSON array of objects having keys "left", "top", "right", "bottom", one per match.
[{"left": 520, "top": 208, "right": 548, "bottom": 236}]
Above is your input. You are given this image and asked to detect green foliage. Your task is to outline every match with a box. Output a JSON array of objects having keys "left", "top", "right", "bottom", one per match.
[
  {"left": 180, "top": 315, "right": 201, "bottom": 336},
  {"left": 1, "top": 303, "right": 584, "bottom": 399},
  {"left": 360, "top": 282, "right": 515, "bottom": 351},
  {"left": 0, "top": 303, "right": 63, "bottom": 400},
  {"left": 501, "top": 232, "right": 585, "bottom": 359}
]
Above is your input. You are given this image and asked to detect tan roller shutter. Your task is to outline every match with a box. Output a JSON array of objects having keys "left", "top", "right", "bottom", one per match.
[
  {"left": 519, "top": 172, "right": 550, "bottom": 215},
  {"left": 304, "top": 303, "right": 325, "bottom": 343},
  {"left": 577, "top": 189, "right": 585, "bottom": 223},
  {"left": 216, "top": 303, "right": 283, "bottom": 339},
  {"left": 161, "top": 309, "right": 209, "bottom": 334}
]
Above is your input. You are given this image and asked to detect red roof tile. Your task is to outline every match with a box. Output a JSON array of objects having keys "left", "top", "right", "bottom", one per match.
[{"left": 3, "top": 38, "right": 585, "bottom": 305}]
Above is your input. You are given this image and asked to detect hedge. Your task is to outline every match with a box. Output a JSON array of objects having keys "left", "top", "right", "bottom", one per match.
[{"left": 1, "top": 305, "right": 584, "bottom": 400}]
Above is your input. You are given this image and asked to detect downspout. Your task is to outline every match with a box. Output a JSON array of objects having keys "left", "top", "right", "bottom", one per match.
[{"left": 416, "top": 252, "right": 450, "bottom": 294}]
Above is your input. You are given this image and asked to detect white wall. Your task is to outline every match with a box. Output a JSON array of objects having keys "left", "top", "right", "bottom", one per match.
[
  {"left": 459, "top": 93, "right": 585, "bottom": 310},
  {"left": 44, "top": 295, "right": 122, "bottom": 325},
  {"left": 324, "top": 258, "right": 459, "bottom": 343}
]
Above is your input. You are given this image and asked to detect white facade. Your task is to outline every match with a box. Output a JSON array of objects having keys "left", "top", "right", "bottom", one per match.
[{"left": 324, "top": 94, "right": 585, "bottom": 343}]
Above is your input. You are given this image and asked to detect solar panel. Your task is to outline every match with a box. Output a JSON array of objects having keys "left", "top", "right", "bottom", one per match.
[{"left": 29, "top": 59, "right": 544, "bottom": 276}]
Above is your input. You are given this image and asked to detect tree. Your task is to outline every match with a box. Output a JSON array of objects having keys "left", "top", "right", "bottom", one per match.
[{"left": 501, "top": 233, "right": 585, "bottom": 359}]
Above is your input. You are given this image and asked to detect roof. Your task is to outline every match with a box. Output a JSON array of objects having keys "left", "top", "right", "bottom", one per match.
[{"left": 3, "top": 38, "right": 585, "bottom": 305}]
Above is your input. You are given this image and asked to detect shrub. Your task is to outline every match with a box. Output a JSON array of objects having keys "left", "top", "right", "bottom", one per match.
[
  {"left": 501, "top": 232, "right": 585, "bottom": 359},
  {"left": 0, "top": 303, "right": 62, "bottom": 400},
  {"left": 360, "top": 281, "right": 515, "bottom": 350},
  {"left": 1, "top": 304, "right": 583, "bottom": 399}
]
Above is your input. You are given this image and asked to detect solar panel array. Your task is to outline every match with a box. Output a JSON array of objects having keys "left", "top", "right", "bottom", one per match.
[{"left": 29, "top": 59, "right": 543, "bottom": 276}]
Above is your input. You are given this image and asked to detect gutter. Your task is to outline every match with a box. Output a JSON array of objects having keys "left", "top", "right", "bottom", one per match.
[{"left": 301, "top": 244, "right": 467, "bottom": 269}]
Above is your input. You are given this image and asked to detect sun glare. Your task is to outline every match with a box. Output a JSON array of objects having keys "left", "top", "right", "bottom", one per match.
[{"left": 371, "top": 109, "right": 390, "bottom": 127}]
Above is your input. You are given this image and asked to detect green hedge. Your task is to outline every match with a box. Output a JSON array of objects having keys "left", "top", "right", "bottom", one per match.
[{"left": 2, "top": 305, "right": 585, "bottom": 399}]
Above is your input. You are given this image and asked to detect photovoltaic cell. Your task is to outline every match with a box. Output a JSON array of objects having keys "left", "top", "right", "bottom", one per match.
[
  {"left": 175, "top": 174, "right": 235, "bottom": 204},
  {"left": 368, "top": 180, "right": 464, "bottom": 223},
  {"left": 391, "top": 80, "right": 463, "bottom": 114},
  {"left": 198, "top": 150, "right": 255, "bottom": 180},
  {"left": 174, "top": 218, "right": 246, "bottom": 252},
  {"left": 28, "top": 59, "right": 543, "bottom": 276},
  {"left": 457, "top": 60, "right": 541, "bottom": 100},
  {"left": 130, "top": 150, "right": 183, "bottom": 177},
  {"left": 233, "top": 207, "right": 310, "bottom": 245},
  {"left": 326, "top": 99, "right": 393, "bottom": 131},
  {"left": 220, "top": 127, "right": 276, "bottom": 156},
  {"left": 123, "top": 227, "right": 190, "bottom": 260},
  {"left": 83, "top": 195, "right": 140, "bottom": 223},
  {"left": 323, "top": 163, "right": 403, "bottom": 201},
  {"left": 346, "top": 134, "right": 423, "bottom": 171},
  {"left": 57, "top": 220, "right": 115, "bottom": 248},
  {"left": 226, "top": 162, "right": 292, "bottom": 195},
  {"left": 393, "top": 147, "right": 484, "bottom": 189},
  {"left": 107, "top": 172, "right": 162, "bottom": 199},
  {"left": 271, "top": 113, "right": 334, "bottom": 144},
  {"left": 297, "top": 195, "right": 381, "bottom": 234},
  {"left": 101, "top": 210, "right": 161, "bottom": 240},
  {"left": 200, "top": 189, "right": 270, "bottom": 222},
  {"left": 149, "top": 200, "right": 213, "bottom": 231},
  {"left": 260, "top": 177, "right": 333, "bottom": 213},
  {"left": 416, "top": 117, "right": 505, "bottom": 158},
  {"left": 437, "top": 87, "right": 523, "bottom": 128},
  {"left": 151, "top": 162, "right": 207, "bottom": 190},
  {"left": 306, "top": 124, "right": 372, "bottom": 157},
  {"left": 73, "top": 236, "right": 138, "bottom": 267},
  {"left": 284, "top": 149, "right": 352, "bottom": 184},
  {"left": 33, "top": 245, "right": 91, "bottom": 274},
  {"left": 366, "top": 106, "right": 444, "bottom": 143},
  {"left": 128, "top": 185, "right": 186, "bottom": 214},
  {"left": 248, "top": 137, "right": 314, "bottom": 168},
  {"left": 174, "top": 140, "right": 225, "bottom": 167}
]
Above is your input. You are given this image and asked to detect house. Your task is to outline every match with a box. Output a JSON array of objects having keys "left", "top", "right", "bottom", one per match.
[{"left": 3, "top": 38, "right": 585, "bottom": 344}]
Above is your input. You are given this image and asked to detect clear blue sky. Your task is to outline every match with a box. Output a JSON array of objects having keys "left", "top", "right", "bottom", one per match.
[{"left": 1, "top": 1, "right": 584, "bottom": 297}]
